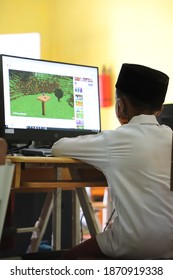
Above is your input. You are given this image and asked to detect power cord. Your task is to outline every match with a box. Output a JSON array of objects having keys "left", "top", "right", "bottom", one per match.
[
  {"left": 103, "top": 209, "right": 116, "bottom": 231},
  {"left": 80, "top": 213, "right": 84, "bottom": 242},
  {"left": 7, "top": 141, "right": 32, "bottom": 155}
]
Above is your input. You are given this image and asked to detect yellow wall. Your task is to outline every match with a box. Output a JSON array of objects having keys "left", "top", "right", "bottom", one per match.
[{"left": 1, "top": 0, "right": 173, "bottom": 129}]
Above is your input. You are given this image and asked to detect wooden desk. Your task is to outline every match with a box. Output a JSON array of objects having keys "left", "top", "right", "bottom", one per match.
[{"left": 6, "top": 155, "right": 107, "bottom": 252}]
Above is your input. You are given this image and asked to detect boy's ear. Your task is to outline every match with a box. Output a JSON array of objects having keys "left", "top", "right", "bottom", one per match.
[
  {"left": 117, "top": 97, "right": 129, "bottom": 125},
  {"left": 118, "top": 96, "right": 126, "bottom": 115}
]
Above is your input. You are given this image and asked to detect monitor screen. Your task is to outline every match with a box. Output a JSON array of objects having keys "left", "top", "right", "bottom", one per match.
[{"left": 0, "top": 54, "right": 101, "bottom": 147}]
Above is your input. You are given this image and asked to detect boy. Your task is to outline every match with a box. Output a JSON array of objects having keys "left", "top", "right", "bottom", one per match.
[{"left": 52, "top": 63, "right": 173, "bottom": 259}]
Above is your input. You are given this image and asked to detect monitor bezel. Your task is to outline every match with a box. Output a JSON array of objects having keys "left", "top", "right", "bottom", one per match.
[{"left": 0, "top": 54, "right": 101, "bottom": 147}]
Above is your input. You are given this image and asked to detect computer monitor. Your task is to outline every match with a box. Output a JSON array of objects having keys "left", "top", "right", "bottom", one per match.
[
  {"left": 0, "top": 54, "right": 101, "bottom": 148},
  {"left": 157, "top": 103, "right": 173, "bottom": 129}
]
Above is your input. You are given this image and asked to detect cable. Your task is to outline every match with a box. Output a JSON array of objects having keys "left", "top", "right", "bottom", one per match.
[
  {"left": 7, "top": 141, "right": 32, "bottom": 155},
  {"left": 80, "top": 213, "right": 84, "bottom": 242},
  {"left": 103, "top": 208, "right": 116, "bottom": 231}
]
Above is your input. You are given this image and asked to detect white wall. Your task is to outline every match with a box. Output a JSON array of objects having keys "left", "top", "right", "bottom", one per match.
[
  {"left": 0, "top": 33, "right": 40, "bottom": 58},
  {"left": 113, "top": 0, "right": 173, "bottom": 104}
]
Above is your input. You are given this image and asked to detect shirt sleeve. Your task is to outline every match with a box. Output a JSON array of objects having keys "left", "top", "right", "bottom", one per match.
[{"left": 51, "top": 132, "right": 109, "bottom": 169}]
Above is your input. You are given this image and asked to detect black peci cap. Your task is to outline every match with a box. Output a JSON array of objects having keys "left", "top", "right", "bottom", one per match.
[{"left": 115, "top": 63, "right": 169, "bottom": 105}]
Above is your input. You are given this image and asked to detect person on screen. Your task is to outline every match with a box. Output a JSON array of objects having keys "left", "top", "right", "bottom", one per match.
[{"left": 51, "top": 63, "right": 173, "bottom": 259}]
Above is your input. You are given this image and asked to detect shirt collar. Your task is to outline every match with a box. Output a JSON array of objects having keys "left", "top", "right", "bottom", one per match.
[{"left": 129, "top": 114, "right": 159, "bottom": 125}]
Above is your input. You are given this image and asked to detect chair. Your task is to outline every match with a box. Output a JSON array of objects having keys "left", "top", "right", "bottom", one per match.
[{"left": 0, "top": 138, "right": 14, "bottom": 242}]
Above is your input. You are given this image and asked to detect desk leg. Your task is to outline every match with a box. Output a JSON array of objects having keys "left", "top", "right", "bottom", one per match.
[
  {"left": 71, "top": 190, "right": 80, "bottom": 246},
  {"left": 29, "top": 192, "right": 53, "bottom": 253},
  {"left": 52, "top": 189, "right": 61, "bottom": 251},
  {"left": 76, "top": 188, "right": 100, "bottom": 237},
  {"left": 13, "top": 163, "right": 21, "bottom": 188}
]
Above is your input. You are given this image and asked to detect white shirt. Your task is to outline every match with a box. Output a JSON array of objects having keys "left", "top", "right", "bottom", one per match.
[{"left": 52, "top": 114, "right": 173, "bottom": 258}]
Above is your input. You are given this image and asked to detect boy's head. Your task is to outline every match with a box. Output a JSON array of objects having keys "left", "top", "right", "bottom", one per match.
[{"left": 115, "top": 63, "right": 169, "bottom": 111}]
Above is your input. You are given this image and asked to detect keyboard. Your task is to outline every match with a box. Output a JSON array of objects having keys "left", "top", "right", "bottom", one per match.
[{"left": 20, "top": 148, "right": 52, "bottom": 157}]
